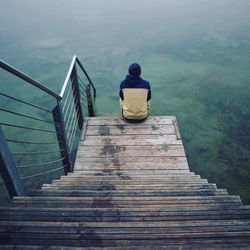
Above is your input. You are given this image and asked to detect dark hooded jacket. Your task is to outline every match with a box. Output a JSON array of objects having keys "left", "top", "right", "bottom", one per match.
[{"left": 119, "top": 74, "right": 151, "bottom": 121}]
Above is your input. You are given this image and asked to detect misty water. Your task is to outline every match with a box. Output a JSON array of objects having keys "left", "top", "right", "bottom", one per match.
[{"left": 1, "top": 0, "right": 250, "bottom": 203}]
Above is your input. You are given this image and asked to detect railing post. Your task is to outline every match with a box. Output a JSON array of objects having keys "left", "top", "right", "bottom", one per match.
[
  {"left": 87, "top": 84, "right": 95, "bottom": 117},
  {"left": 0, "top": 126, "right": 25, "bottom": 197},
  {"left": 52, "top": 101, "right": 73, "bottom": 174},
  {"left": 71, "top": 65, "right": 84, "bottom": 129}
]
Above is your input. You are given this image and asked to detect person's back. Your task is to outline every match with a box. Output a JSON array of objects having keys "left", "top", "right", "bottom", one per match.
[{"left": 119, "top": 63, "right": 151, "bottom": 122}]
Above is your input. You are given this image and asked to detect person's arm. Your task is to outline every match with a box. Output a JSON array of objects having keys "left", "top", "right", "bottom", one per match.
[
  {"left": 119, "top": 89, "right": 124, "bottom": 100},
  {"left": 147, "top": 89, "right": 151, "bottom": 101}
]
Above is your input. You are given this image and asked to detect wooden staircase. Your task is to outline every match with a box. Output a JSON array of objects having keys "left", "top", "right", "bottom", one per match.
[{"left": 0, "top": 116, "right": 250, "bottom": 249}]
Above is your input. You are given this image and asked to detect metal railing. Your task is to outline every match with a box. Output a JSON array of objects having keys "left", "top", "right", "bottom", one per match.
[{"left": 0, "top": 55, "right": 96, "bottom": 198}]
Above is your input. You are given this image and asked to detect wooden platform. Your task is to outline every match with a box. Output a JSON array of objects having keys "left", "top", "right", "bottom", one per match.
[{"left": 0, "top": 116, "right": 250, "bottom": 249}]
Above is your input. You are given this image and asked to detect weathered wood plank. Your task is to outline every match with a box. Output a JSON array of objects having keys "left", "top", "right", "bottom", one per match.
[
  {"left": 1, "top": 221, "right": 250, "bottom": 235},
  {"left": 77, "top": 145, "right": 186, "bottom": 158},
  {"left": 1, "top": 239, "right": 250, "bottom": 249},
  {"left": 1, "top": 229, "right": 250, "bottom": 238},
  {"left": 86, "top": 116, "right": 176, "bottom": 125},
  {"left": 75, "top": 157, "right": 189, "bottom": 168},
  {"left": 41, "top": 184, "right": 217, "bottom": 192},
  {"left": 0, "top": 243, "right": 248, "bottom": 250},
  {"left": 1, "top": 240, "right": 250, "bottom": 249},
  {"left": 0, "top": 204, "right": 250, "bottom": 218},
  {"left": 61, "top": 173, "right": 199, "bottom": 179},
  {"left": 1, "top": 212, "right": 249, "bottom": 223},
  {"left": 28, "top": 189, "right": 228, "bottom": 197},
  {"left": 1, "top": 219, "right": 250, "bottom": 229},
  {"left": 86, "top": 125, "right": 176, "bottom": 136},
  {"left": 81, "top": 135, "right": 183, "bottom": 146},
  {"left": 52, "top": 180, "right": 209, "bottom": 186},
  {"left": 10, "top": 201, "right": 242, "bottom": 209},
  {"left": 66, "top": 171, "right": 196, "bottom": 176},
  {"left": 58, "top": 177, "right": 204, "bottom": 183},
  {"left": 12, "top": 195, "right": 241, "bottom": 202},
  {"left": 72, "top": 170, "right": 191, "bottom": 175}
]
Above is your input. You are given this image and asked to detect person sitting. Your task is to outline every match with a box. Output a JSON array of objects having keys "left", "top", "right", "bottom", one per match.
[{"left": 119, "top": 63, "right": 151, "bottom": 122}]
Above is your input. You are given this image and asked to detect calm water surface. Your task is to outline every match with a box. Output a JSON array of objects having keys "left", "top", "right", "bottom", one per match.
[{"left": 1, "top": 0, "right": 250, "bottom": 203}]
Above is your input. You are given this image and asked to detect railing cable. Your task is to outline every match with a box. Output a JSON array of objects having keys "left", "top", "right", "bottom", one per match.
[
  {"left": 69, "top": 112, "right": 80, "bottom": 151},
  {"left": 61, "top": 85, "right": 72, "bottom": 112},
  {"left": 0, "top": 92, "right": 52, "bottom": 113},
  {"left": 6, "top": 139, "right": 61, "bottom": 145},
  {"left": 12, "top": 149, "right": 63, "bottom": 156},
  {"left": 65, "top": 102, "right": 79, "bottom": 140},
  {"left": 80, "top": 98, "right": 88, "bottom": 105},
  {"left": 0, "top": 123, "right": 56, "bottom": 133},
  {"left": 79, "top": 88, "right": 88, "bottom": 100},
  {"left": 78, "top": 76, "right": 88, "bottom": 89},
  {"left": 0, "top": 108, "right": 53, "bottom": 124},
  {"left": 21, "top": 165, "right": 66, "bottom": 180},
  {"left": 63, "top": 85, "right": 76, "bottom": 124},
  {"left": 76, "top": 57, "right": 96, "bottom": 97},
  {"left": 17, "top": 157, "right": 66, "bottom": 169}
]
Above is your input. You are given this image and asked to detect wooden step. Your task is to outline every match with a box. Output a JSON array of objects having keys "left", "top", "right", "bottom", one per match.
[
  {"left": 75, "top": 156, "right": 189, "bottom": 164},
  {"left": 29, "top": 189, "right": 228, "bottom": 197},
  {"left": 77, "top": 145, "right": 186, "bottom": 158},
  {"left": 43, "top": 182, "right": 216, "bottom": 189},
  {"left": 81, "top": 135, "right": 183, "bottom": 146},
  {"left": 73, "top": 170, "right": 191, "bottom": 175},
  {"left": 11, "top": 195, "right": 242, "bottom": 204},
  {"left": 1, "top": 116, "right": 250, "bottom": 248},
  {"left": 86, "top": 116, "right": 176, "bottom": 125},
  {"left": 1, "top": 207, "right": 250, "bottom": 225},
  {"left": 86, "top": 124, "right": 176, "bottom": 136}
]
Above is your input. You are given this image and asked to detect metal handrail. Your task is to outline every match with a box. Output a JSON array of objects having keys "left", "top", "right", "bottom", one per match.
[
  {"left": 0, "top": 55, "right": 96, "bottom": 199},
  {"left": 0, "top": 59, "right": 61, "bottom": 100},
  {"left": 60, "top": 55, "right": 77, "bottom": 97}
]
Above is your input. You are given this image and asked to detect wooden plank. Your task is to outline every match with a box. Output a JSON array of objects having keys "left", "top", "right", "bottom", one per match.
[
  {"left": 1, "top": 211, "right": 250, "bottom": 223},
  {"left": 1, "top": 219, "right": 250, "bottom": 229},
  {"left": 86, "top": 125, "right": 176, "bottom": 136},
  {"left": 86, "top": 116, "right": 176, "bottom": 125},
  {"left": 74, "top": 161, "right": 190, "bottom": 171},
  {"left": 1, "top": 239, "right": 250, "bottom": 249},
  {"left": 57, "top": 177, "right": 206, "bottom": 183},
  {"left": 1, "top": 221, "right": 250, "bottom": 235},
  {"left": 10, "top": 201, "right": 242, "bottom": 209},
  {"left": 77, "top": 145, "right": 186, "bottom": 158},
  {"left": 39, "top": 188, "right": 224, "bottom": 195},
  {"left": 1, "top": 204, "right": 249, "bottom": 213},
  {"left": 43, "top": 182, "right": 215, "bottom": 187},
  {"left": 62, "top": 175, "right": 199, "bottom": 181},
  {"left": 66, "top": 171, "right": 195, "bottom": 176},
  {"left": 1, "top": 243, "right": 249, "bottom": 250},
  {"left": 81, "top": 135, "right": 183, "bottom": 146},
  {"left": 1, "top": 227, "right": 250, "bottom": 237},
  {"left": 75, "top": 157, "right": 189, "bottom": 168},
  {"left": 12, "top": 195, "right": 242, "bottom": 203},
  {"left": 52, "top": 180, "right": 209, "bottom": 186},
  {"left": 28, "top": 189, "right": 228, "bottom": 197},
  {"left": 41, "top": 184, "right": 217, "bottom": 191},
  {"left": 72, "top": 170, "right": 191, "bottom": 174}
]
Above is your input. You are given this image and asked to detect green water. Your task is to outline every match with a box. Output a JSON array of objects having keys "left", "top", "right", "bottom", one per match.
[{"left": 1, "top": 0, "right": 250, "bottom": 203}]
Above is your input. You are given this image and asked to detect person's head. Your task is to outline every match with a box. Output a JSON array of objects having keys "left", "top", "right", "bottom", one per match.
[{"left": 128, "top": 63, "right": 141, "bottom": 76}]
